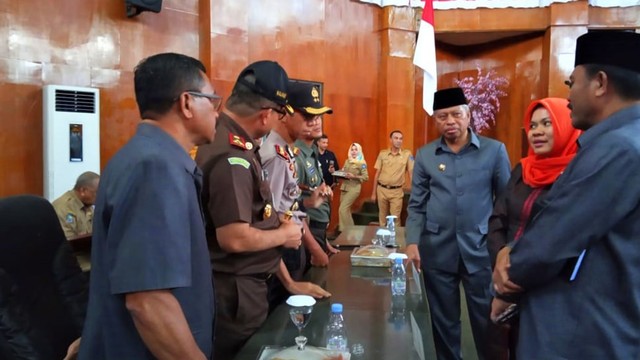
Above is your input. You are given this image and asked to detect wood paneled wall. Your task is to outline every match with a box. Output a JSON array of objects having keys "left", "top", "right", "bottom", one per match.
[
  {"left": 1, "top": 0, "right": 639, "bottom": 232},
  {"left": 0, "top": 0, "right": 202, "bottom": 196},
  {"left": 426, "top": 34, "right": 546, "bottom": 167}
]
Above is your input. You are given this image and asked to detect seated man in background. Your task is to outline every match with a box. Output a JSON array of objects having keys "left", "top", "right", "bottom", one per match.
[{"left": 52, "top": 171, "right": 100, "bottom": 238}]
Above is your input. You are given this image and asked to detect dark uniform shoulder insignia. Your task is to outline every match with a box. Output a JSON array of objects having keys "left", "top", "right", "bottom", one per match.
[
  {"left": 229, "top": 133, "right": 251, "bottom": 151},
  {"left": 275, "top": 144, "right": 289, "bottom": 161}
]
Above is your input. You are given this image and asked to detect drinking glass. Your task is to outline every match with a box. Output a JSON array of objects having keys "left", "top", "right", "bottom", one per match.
[{"left": 286, "top": 295, "right": 316, "bottom": 351}]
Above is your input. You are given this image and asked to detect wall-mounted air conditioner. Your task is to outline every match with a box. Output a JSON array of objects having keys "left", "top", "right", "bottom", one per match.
[{"left": 43, "top": 85, "right": 100, "bottom": 201}]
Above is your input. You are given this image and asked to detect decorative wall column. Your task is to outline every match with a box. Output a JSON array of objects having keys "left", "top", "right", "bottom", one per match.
[
  {"left": 540, "top": 1, "right": 589, "bottom": 98},
  {"left": 378, "top": 6, "right": 418, "bottom": 151}
]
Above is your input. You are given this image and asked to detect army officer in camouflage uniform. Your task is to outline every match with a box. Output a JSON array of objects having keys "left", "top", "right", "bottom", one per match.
[{"left": 291, "top": 82, "right": 339, "bottom": 268}]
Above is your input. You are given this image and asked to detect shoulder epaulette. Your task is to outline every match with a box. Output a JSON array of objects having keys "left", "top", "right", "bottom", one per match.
[
  {"left": 286, "top": 145, "right": 296, "bottom": 159},
  {"left": 275, "top": 144, "right": 289, "bottom": 160},
  {"left": 229, "top": 133, "right": 253, "bottom": 151}
]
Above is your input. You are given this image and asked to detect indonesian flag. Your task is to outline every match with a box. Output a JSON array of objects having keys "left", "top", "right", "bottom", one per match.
[{"left": 413, "top": 0, "right": 437, "bottom": 115}]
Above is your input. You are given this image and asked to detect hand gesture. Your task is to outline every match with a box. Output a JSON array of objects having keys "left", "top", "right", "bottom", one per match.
[
  {"left": 280, "top": 220, "right": 302, "bottom": 249},
  {"left": 492, "top": 247, "right": 524, "bottom": 295},
  {"left": 63, "top": 338, "right": 81, "bottom": 360},
  {"left": 310, "top": 251, "right": 330, "bottom": 267},
  {"left": 286, "top": 281, "right": 331, "bottom": 299},
  {"left": 490, "top": 297, "right": 515, "bottom": 325},
  {"left": 319, "top": 183, "right": 333, "bottom": 198},
  {"left": 326, "top": 242, "right": 340, "bottom": 255},
  {"left": 405, "top": 244, "right": 421, "bottom": 271},
  {"left": 306, "top": 187, "right": 325, "bottom": 209}
]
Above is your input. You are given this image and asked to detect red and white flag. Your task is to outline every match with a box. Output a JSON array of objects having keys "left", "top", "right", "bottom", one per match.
[{"left": 413, "top": 0, "right": 437, "bottom": 115}]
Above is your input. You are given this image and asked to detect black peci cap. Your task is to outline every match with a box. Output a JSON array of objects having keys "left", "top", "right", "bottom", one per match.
[
  {"left": 575, "top": 31, "right": 640, "bottom": 74},
  {"left": 433, "top": 87, "right": 468, "bottom": 111}
]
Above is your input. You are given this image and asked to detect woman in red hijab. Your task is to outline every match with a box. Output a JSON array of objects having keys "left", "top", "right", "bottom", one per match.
[{"left": 486, "top": 97, "right": 581, "bottom": 360}]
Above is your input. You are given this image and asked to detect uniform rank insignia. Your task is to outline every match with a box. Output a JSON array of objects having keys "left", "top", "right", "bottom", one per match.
[
  {"left": 306, "top": 161, "right": 316, "bottom": 175},
  {"left": 289, "top": 163, "right": 298, "bottom": 178},
  {"left": 229, "top": 133, "right": 252, "bottom": 150},
  {"left": 275, "top": 145, "right": 289, "bottom": 160},
  {"left": 286, "top": 145, "right": 296, "bottom": 159},
  {"left": 264, "top": 204, "right": 272, "bottom": 219},
  {"left": 228, "top": 157, "right": 251, "bottom": 169},
  {"left": 65, "top": 213, "right": 75, "bottom": 224},
  {"left": 292, "top": 147, "right": 300, "bottom": 156}
]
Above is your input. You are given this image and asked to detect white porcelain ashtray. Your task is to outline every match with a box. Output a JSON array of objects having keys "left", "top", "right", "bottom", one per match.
[{"left": 286, "top": 295, "right": 316, "bottom": 307}]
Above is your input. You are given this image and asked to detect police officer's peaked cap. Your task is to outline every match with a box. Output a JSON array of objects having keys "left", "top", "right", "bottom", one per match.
[
  {"left": 433, "top": 87, "right": 468, "bottom": 111},
  {"left": 237, "top": 60, "right": 294, "bottom": 113},
  {"left": 287, "top": 81, "right": 333, "bottom": 115},
  {"left": 575, "top": 31, "right": 640, "bottom": 74}
]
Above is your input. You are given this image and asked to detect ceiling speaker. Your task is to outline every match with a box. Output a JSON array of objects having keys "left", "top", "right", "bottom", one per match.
[{"left": 126, "top": 0, "right": 162, "bottom": 18}]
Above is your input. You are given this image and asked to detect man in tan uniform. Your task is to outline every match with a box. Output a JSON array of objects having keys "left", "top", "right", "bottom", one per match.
[
  {"left": 52, "top": 171, "right": 100, "bottom": 238},
  {"left": 371, "top": 130, "right": 414, "bottom": 226}
]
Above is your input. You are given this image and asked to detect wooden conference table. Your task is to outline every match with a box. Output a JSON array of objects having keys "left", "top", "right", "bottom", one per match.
[
  {"left": 234, "top": 226, "right": 436, "bottom": 360},
  {"left": 332, "top": 225, "right": 407, "bottom": 248}
]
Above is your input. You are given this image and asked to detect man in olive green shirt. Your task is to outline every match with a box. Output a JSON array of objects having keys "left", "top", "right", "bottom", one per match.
[
  {"left": 52, "top": 171, "right": 100, "bottom": 238},
  {"left": 371, "top": 130, "right": 414, "bottom": 226}
]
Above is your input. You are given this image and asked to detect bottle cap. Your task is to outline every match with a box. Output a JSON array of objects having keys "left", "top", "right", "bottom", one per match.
[
  {"left": 331, "top": 303, "right": 343, "bottom": 313},
  {"left": 395, "top": 257, "right": 403, "bottom": 264}
]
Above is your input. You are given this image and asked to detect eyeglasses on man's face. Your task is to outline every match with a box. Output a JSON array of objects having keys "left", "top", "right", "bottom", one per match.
[
  {"left": 186, "top": 91, "right": 223, "bottom": 111},
  {"left": 261, "top": 106, "right": 288, "bottom": 120}
]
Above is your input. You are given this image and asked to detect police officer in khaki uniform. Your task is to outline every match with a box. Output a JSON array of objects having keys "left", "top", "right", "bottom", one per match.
[
  {"left": 338, "top": 143, "right": 369, "bottom": 230},
  {"left": 196, "top": 61, "right": 329, "bottom": 359},
  {"left": 292, "top": 83, "right": 340, "bottom": 268},
  {"left": 52, "top": 171, "right": 100, "bottom": 238},
  {"left": 260, "top": 99, "right": 330, "bottom": 310},
  {"left": 371, "top": 130, "right": 414, "bottom": 226}
]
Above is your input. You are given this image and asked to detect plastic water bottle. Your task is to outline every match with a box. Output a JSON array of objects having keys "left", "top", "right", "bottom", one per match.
[
  {"left": 326, "top": 303, "right": 348, "bottom": 352},
  {"left": 386, "top": 215, "right": 397, "bottom": 246},
  {"left": 391, "top": 258, "right": 406, "bottom": 296}
]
